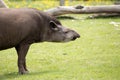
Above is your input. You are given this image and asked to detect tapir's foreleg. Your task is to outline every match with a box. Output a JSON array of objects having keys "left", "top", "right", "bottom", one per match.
[{"left": 15, "top": 44, "right": 30, "bottom": 74}]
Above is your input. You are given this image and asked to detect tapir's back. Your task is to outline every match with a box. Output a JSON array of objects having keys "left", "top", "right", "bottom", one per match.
[{"left": 0, "top": 8, "right": 38, "bottom": 50}]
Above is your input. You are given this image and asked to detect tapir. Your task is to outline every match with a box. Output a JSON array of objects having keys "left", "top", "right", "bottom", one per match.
[{"left": 0, "top": 8, "right": 80, "bottom": 74}]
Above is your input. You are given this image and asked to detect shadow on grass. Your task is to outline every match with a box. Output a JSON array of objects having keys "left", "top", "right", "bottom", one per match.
[
  {"left": 56, "top": 15, "right": 77, "bottom": 20},
  {"left": 0, "top": 72, "right": 19, "bottom": 80},
  {"left": 87, "top": 15, "right": 120, "bottom": 19},
  {"left": 0, "top": 70, "right": 62, "bottom": 80},
  {"left": 56, "top": 15, "right": 120, "bottom": 20}
]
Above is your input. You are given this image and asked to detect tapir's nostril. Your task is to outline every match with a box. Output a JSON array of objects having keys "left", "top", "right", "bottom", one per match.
[
  {"left": 75, "top": 33, "right": 80, "bottom": 38},
  {"left": 77, "top": 34, "right": 80, "bottom": 38},
  {"left": 72, "top": 36, "right": 77, "bottom": 40}
]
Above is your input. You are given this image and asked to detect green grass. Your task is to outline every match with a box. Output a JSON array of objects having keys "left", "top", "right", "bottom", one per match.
[
  {"left": 0, "top": 14, "right": 120, "bottom": 80},
  {"left": 1, "top": 1, "right": 120, "bottom": 80}
]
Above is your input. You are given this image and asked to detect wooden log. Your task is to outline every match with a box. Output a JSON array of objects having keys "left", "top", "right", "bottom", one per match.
[{"left": 45, "top": 5, "right": 120, "bottom": 16}]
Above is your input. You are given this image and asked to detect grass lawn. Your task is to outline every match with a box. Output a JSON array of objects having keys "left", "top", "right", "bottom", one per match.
[{"left": 0, "top": 1, "right": 120, "bottom": 80}]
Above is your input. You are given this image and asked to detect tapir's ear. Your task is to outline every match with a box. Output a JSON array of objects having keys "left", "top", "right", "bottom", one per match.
[{"left": 49, "top": 21, "right": 58, "bottom": 31}]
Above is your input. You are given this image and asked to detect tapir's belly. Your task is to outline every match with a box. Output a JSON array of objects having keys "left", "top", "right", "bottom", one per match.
[
  {"left": 0, "top": 33, "right": 21, "bottom": 50},
  {"left": 0, "top": 27, "right": 29, "bottom": 50}
]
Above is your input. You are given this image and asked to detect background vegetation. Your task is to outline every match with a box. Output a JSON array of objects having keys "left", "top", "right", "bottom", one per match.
[
  {"left": 4, "top": 0, "right": 116, "bottom": 10},
  {"left": 0, "top": 0, "right": 120, "bottom": 80}
]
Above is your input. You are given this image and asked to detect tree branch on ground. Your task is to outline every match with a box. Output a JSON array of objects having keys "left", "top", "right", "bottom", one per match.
[{"left": 45, "top": 5, "right": 120, "bottom": 16}]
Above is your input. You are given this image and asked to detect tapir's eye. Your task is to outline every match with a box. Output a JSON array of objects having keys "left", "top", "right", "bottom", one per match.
[{"left": 49, "top": 21, "right": 59, "bottom": 31}]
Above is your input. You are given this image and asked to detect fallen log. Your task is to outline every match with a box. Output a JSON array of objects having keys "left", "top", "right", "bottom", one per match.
[{"left": 45, "top": 5, "right": 120, "bottom": 16}]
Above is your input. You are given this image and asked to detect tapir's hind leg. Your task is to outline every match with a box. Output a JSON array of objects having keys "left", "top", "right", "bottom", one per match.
[{"left": 15, "top": 44, "right": 30, "bottom": 74}]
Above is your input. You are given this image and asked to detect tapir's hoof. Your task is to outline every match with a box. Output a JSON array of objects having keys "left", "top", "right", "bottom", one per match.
[{"left": 19, "top": 70, "right": 29, "bottom": 75}]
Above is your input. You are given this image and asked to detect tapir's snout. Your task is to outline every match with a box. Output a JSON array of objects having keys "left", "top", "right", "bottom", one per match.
[
  {"left": 63, "top": 28, "right": 80, "bottom": 42},
  {"left": 71, "top": 31, "right": 80, "bottom": 41}
]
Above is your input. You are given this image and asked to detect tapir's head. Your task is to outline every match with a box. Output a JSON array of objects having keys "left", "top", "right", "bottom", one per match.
[{"left": 43, "top": 18, "right": 80, "bottom": 42}]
